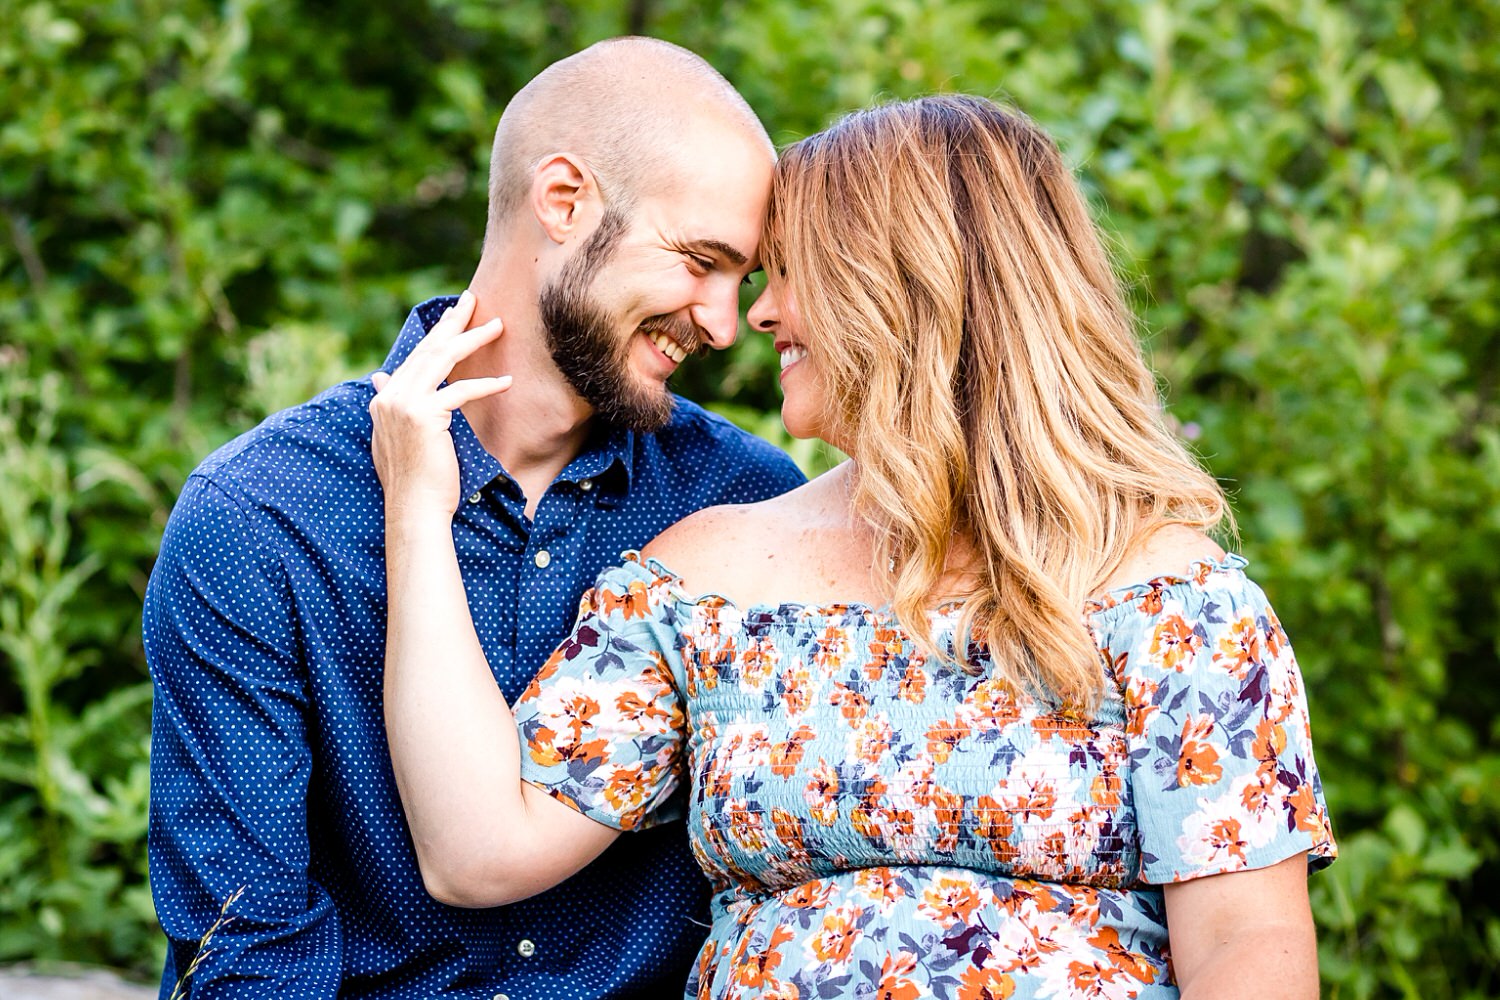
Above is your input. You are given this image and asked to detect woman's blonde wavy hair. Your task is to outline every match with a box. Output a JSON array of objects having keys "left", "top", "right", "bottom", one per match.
[{"left": 759, "top": 94, "right": 1230, "bottom": 710}]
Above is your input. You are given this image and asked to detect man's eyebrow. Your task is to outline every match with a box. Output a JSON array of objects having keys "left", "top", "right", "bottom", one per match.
[{"left": 683, "top": 238, "right": 749, "bottom": 266}]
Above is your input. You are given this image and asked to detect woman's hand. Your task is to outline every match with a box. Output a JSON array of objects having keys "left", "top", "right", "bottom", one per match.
[{"left": 369, "top": 289, "right": 509, "bottom": 518}]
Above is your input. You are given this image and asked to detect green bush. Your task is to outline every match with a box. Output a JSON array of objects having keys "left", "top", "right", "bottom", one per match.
[{"left": 1, "top": 0, "right": 1494, "bottom": 991}]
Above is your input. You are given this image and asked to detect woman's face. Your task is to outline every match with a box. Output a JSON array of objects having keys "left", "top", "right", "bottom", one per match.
[{"left": 747, "top": 278, "right": 832, "bottom": 443}]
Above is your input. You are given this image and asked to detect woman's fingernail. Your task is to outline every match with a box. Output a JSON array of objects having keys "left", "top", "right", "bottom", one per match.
[{"left": 460, "top": 289, "right": 474, "bottom": 304}]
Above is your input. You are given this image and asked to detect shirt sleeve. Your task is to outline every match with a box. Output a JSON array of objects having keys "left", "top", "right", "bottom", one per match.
[
  {"left": 514, "top": 555, "right": 689, "bottom": 832},
  {"left": 1107, "top": 561, "right": 1338, "bottom": 884},
  {"left": 145, "top": 475, "right": 342, "bottom": 996}
]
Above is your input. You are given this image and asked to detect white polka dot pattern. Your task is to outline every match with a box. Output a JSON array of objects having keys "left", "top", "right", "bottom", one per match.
[{"left": 144, "top": 296, "right": 805, "bottom": 998}]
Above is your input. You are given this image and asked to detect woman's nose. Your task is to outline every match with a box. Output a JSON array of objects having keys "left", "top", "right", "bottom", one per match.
[{"left": 746, "top": 285, "right": 779, "bottom": 332}]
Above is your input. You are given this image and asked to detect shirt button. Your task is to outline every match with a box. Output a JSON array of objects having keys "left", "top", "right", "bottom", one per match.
[
  {"left": 466, "top": 491, "right": 481, "bottom": 504},
  {"left": 533, "top": 550, "right": 551, "bottom": 569},
  {"left": 493, "top": 994, "right": 510, "bottom": 1000},
  {"left": 579, "top": 478, "right": 594, "bottom": 492},
  {"left": 517, "top": 938, "right": 536, "bottom": 958}
]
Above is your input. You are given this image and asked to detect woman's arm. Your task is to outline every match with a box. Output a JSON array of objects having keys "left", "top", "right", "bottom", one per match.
[
  {"left": 373, "top": 291, "right": 618, "bottom": 908},
  {"left": 1163, "top": 854, "right": 1319, "bottom": 1000}
]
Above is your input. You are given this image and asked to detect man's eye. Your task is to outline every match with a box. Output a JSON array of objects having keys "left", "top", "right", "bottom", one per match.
[{"left": 685, "top": 254, "right": 713, "bottom": 272}]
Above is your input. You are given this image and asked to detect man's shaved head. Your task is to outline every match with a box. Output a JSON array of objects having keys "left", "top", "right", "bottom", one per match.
[{"left": 485, "top": 37, "right": 770, "bottom": 245}]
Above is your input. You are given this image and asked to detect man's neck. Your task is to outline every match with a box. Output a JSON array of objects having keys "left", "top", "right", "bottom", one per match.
[{"left": 454, "top": 256, "right": 599, "bottom": 515}]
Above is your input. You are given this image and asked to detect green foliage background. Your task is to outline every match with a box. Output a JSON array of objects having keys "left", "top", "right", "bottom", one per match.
[{"left": 2, "top": 0, "right": 1496, "bottom": 992}]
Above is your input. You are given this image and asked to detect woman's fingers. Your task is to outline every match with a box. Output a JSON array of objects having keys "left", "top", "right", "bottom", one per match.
[
  {"left": 435, "top": 375, "right": 513, "bottom": 409},
  {"left": 390, "top": 293, "right": 504, "bottom": 391}
]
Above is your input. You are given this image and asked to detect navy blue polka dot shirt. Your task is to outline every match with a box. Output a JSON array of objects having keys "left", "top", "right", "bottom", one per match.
[{"left": 145, "top": 296, "right": 806, "bottom": 998}]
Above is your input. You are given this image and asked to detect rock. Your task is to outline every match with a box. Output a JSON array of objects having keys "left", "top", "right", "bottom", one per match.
[{"left": 0, "top": 965, "right": 157, "bottom": 999}]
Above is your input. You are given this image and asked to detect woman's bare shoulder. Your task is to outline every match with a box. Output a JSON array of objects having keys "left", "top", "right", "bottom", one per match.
[
  {"left": 642, "top": 487, "right": 801, "bottom": 585},
  {"left": 1100, "top": 524, "right": 1228, "bottom": 592},
  {"left": 642, "top": 468, "right": 845, "bottom": 600}
]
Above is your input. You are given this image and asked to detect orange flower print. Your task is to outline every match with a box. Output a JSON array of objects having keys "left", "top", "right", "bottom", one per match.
[
  {"left": 873, "top": 951, "right": 923, "bottom": 1000},
  {"left": 1289, "top": 781, "right": 1324, "bottom": 834},
  {"left": 615, "top": 684, "right": 674, "bottom": 733},
  {"left": 1004, "top": 774, "right": 1059, "bottom": 824},
  {"left": 957, "top": 965, "right": 1016, "bottom": 1000},
  {"left": 527, "top": 725, "right": 566, "bottom": 768},
  {"left": 867, "top": 626, "right": 906, "bottom": 677},
  {"left": 812, "top": 626, "right": 850, "bottom": 672},
  {"left": 918, "top": 874, "right": 983, "bottom": 928},
  {"left": 771, "top": 724, "right": 816, "bottom": 779},
  {"left": 779, "top": 879, "right": 837, "bottom": 910},
  {"left": 1251, "top": 718, "right": 1288, "bottom": 766},
  {"left": 1064, "top": 956, "right": 1138, "bottom": 998},
  {"left": 1263, "top": 608, "right": 1289, "bottom": 658},
  {"left": 531, "top": 718, "right": 608, "bottom": 768},
  {"left": 770, "top": 808, "right": 806, "bottom": 855},
  {"left": 932, "top": 785, "right": 965, "bottom": 854},
  {"left": 926, "top": 716, "right": 971, "bottom": 763},
  {"left": 781, "top": 664, "right": 813, "bottom": 716},
  {"left": 971, "top": 676, "right": 1023, "bottom": 731},
  {"left": 740, "top": 635, "right": 780, "bottom": 690},
  {"left": 602, "top": 762, "right": 653, "bottom": 821},
  {"left": 734, "top": 922, "right": 796, "bottom": 988},
  {"left": 598, "top": 579, "right": 652, "bottom": 620},
  {"left": 1085, "top": 927, "right": 1157, "bottom": 985},
  {"left": 1134, "top": 585, "right": 1166, "bottom": 616},
  {"left": 852, "top": 777, "right": 911, "bottom": 846},
  {"left": 1121, "top": 673, "right": 1160, "bottom": 738},
  {"left": 1238, "top": 769, "right": 1275, "bottom": 814},
  {"left": 1183, "top": 810, "right": 1251, "bottom": 869},
  {"left": 897, "top": 662, "right": 928, "bottom": 704},
  {"left": 1177, "top": 714, "right": 1224, "bottom": 787},
  {"left": 805, "top": 761, "right": 840, "bottom": 825},
  {"left": 974, "top": 794, "right": 1018, "bottom": 864},
  {"left": 807, "top": 902, "right": 865, "bottom": 966},
  {"left": 831, "top": 682, "right": 871, "bottom": 723},
  {"left": 693, "top": 940, "right": 719, "bottom": 1000},
  {"left": 851, "top": 713, "right": 895, "bottom": 763},
  {"left": 687, "top": 653, "right": 720, "bottom": 694},
  {"left": 1090, "top": 771, "right": 1123, "bottom": 809},
  {"left": 727, "top": 800, "right": 768, "bottom": 852},
  {"left": 520, "top": 650, "right": 563, "bottom": 702},
  {"left": 1214, "top": 615, "right": 1261, "bottom": 678},
  {"left": 852, "top": 867, "right": 907, "bottom": 911},
  {"left": 1032, "top": 712, "right": 1092, "bottom": 744},
  {"left": 1149, "top": 614, "right": 1204, "bottom": 671}
]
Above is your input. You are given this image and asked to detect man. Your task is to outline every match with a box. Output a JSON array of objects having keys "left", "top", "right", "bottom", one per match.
[{"left": 145, "top": 37, "right": 803, "bottom": 998}]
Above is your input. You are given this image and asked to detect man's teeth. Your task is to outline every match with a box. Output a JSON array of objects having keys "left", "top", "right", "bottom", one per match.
[
  {"left": 647, "top": 330, "right": 687, "bottom": 363},
  {"left": 779, "top": 346, "right": 807, "bottom": 370}
]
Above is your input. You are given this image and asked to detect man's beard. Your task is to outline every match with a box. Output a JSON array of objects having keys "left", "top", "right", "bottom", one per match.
[{"left": 538, "top": 209, "right": 700, "bottom": 433}]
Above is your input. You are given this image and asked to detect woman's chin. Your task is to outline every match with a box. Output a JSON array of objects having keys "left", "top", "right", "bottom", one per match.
[{"left": 779, "top": 407, "right": 820, "bottom": 442}]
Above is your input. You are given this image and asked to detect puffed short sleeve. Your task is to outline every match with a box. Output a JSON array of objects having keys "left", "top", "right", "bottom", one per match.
[
  {"left": 1098, "top": 557, "right": 1337, "bottom": 884},
  {"left": 514, "top": 553, "right": 690, "bottom": 831}
]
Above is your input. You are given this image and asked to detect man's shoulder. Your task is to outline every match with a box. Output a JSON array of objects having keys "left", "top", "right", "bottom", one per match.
[{"left": 191, "top": 378, "right": 376, "bottom": 499}]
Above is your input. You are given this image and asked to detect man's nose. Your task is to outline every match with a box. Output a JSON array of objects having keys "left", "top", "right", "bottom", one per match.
[{"left": 690, "top": 285, "right": 743, "bottom": 350}]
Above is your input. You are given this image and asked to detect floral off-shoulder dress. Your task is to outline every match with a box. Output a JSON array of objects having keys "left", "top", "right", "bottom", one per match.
[{"left": 513, "top": 552, "right": 1336, "bottom": 999}]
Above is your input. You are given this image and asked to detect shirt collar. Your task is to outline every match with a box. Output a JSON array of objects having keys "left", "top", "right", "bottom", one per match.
[{"left": 382, "top": 295, "right": 636, "bottom": 504}]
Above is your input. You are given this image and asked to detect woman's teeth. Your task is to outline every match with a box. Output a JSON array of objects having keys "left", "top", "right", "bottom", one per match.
[
  {"left": 647, "top": 330, "right": 688, "bottom": 363},
  {"left": 779, "top": 346, "right": 807, "bottom": 370}
]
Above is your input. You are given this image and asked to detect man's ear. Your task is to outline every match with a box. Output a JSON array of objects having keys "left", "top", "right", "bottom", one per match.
[{"left": 531, "top": 153, "right": 600, "bottom": 244}]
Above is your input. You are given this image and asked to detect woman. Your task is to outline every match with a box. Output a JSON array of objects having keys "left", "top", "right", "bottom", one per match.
[{"left": 373, "top": 95, "right": 1335, "bottom": 998}]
